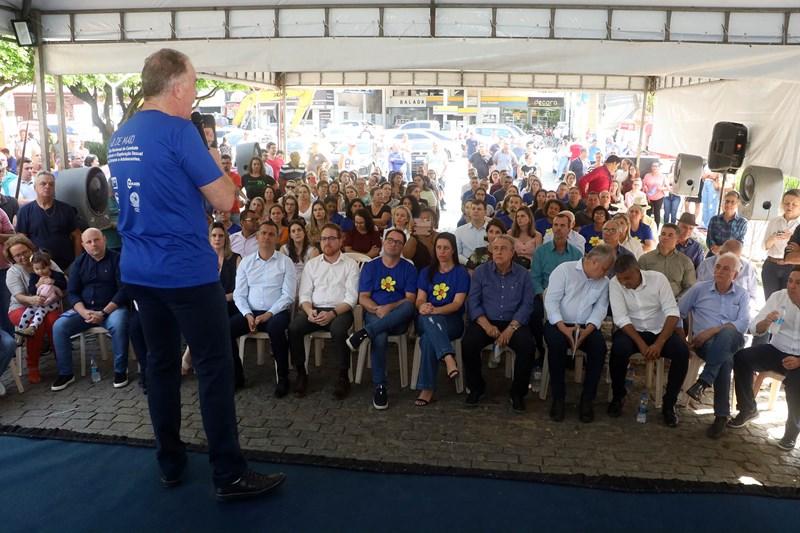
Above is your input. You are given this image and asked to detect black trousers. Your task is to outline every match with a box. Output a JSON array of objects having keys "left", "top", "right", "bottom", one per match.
[
  {"left": 609, "top": 329, "right": 689, "bottom": 408},
  {"left": 649, "top": 197, "right": 664, "bottom": 227},
  {"left": 544, "top": 322, "right": 606, "bottom": 401},
  {"left": 128, "top": 282, "right": 246, "bottom": 488},
  {"left": 762, "top": 260, "right": 794, "bottom": 300},
  {"left": 461, "top": 319, "right": 534, "bottom": 397},
  {"left": 229, "top": 309, "right": 291, "bottom": 383},
  {"left": 734, "top": 344, "right": 800, "bottom": 439},
  {"left": 288, "top": 308, "right": 354, "bottom": 372},
  {"left": 529, "top": 295, "right": 546, "bottom": 359}
]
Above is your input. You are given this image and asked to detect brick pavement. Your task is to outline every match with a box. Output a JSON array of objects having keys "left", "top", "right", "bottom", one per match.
[{"left": 1, "top": 337, "right": 798, "bottom": 489}]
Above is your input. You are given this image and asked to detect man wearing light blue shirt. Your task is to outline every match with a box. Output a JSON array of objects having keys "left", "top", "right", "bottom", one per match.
[
  {"left": 454, "top": 200, "right": 488, "bottom": 265},
  {"left": 544, "top": 245, "right": 615, "bottom": 423},
  {"left": 230, "top": 221, "right": 296, "bottom": 396},
  {"left": 696, "top": 239, "right": 758, "bottom": 304},
  {"left": 678, "top": 253, "right": 749, "bottom": 439}
]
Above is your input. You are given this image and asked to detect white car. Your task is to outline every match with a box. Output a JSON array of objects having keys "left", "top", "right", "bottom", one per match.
[
  {"left": 473, "top": 124, "right": 531, "bottom": 147},
  {"left": 398, "top": 120, "right": 441, "bottom": 131},
  {"left": 384, "top": 130, "right": 461, "bottom": 161}
]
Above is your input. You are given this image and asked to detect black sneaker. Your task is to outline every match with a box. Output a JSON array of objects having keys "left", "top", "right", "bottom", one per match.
[
  {"left": 215, "top": 470, "right": 286, "bottom": 502},
  {"left": 510, "top": 394, "right": 526, "bottom": 413},
  {"left": 706, "top": 416, "right": 727, "bottom": 439},
  {"left": 50, "top": 374, "right": 75, "bottom": 391},
  {"left": 373, "top": 385, "right": 388, "bottom": 410},
  {"left": 777, "top": 435, "right": 798, "bottom": 451},
  {"left": 579, "top": 399, "right": 595, "bottom": 423},
  {"left": 346, "top": 329, "right": 369, "bottom": 351},
  {"left": 549, "top": 398, "right": 566, "bottom": 422},
  {"left": 274, "top": 378, "right": 289, "bottom": 399},
  {"left": 607, "top": 396, "right": 625, "bottom": 418},
  {"left": 113, "top": 372, "right": 129, "bottom": 389},
  {"left": 727, "top": 408, "right": 758, "bottom": 429}
]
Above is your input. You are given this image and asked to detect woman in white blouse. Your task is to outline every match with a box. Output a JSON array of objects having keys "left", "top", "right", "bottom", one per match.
[{"left": 763, "top": 189, "right": 800, "bottom": 299}]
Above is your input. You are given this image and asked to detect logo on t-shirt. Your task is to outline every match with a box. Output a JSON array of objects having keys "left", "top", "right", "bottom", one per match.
[
  {"left": 380, "top": 276, "right": 396, "bottom": 292},
  {"left": 130, "top": 192, "right": 140, "bottom": 213},
  {"left": 433, "top": 282, "right": 449, "bottom": 301}
]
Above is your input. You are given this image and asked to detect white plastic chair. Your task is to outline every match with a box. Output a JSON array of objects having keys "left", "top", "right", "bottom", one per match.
[
  {"left": 76, "top": 327, "right": 110, "bottom": 377},
  {"left": 605, "top": 354, "right": 666, "bottom": 408},
  {"left": 237, "top": 332, "right": 270, "bottom": 367},
  {"left": 355, "top": 327, "right": 410, "bottom": 388},
  {"left": 7, "top": 356, "right": 24, "bottom": 393},
  {"left": 410, "top": 337, "right": 464, "bottom": 393}
]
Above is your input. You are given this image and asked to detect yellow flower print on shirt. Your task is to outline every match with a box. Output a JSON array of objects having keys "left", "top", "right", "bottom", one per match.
[
  {"left": 432, "top": 282, "right": 450, "bottom": 301},
  {"left": 589, "top": 236, "right": 604, "bottom": 248},
  {"left": 545, "top": 228, "right": 553, "bottom": 236},
  {"left": 380, "top": 276, "right": 396, "bottom": 292}
]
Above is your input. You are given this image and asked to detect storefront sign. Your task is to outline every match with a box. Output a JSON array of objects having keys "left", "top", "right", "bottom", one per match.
[
  {"left": 388, "top": 96, "right": 427, "bottom": 107},
  {"left": 528, "top": 97, "right": 564, "bottom": 108},
  {"left": 433, "top": 105, "right": 458, "bottom": 114}
]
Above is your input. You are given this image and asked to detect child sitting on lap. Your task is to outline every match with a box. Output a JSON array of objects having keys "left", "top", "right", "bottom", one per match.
[{"left": 15, "top": 251, "right": 67, "bottom": 343}]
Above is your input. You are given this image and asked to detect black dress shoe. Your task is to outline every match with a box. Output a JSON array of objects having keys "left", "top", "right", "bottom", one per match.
[
  {"left": 215, "top": 470, "right": 286, "bottom": 502},
  {"left": 293, "top": 373, "right": 308, "bottom": 398},
  {"left": 274, "top": 378, "right": 289, "bottom": 399},
  {"left": 579, "top": 399, "right": 594, "bottom": 423},
  {"left": 332, "top": 375, "right": 351, "bottom": 400},
  {"left": 727, "top": 408, "right": 758, "bottom": 428},
  {"left": 607, "top": 396, "right": 625, "bottom": 418},
  {"left": 549, "top": 399, "right": 565, "bottom": 422},
  {"left": 465, "top": 388, "right": 485, "bottom": 407},
  {"left": 777, "top": 434, "right": 798, "bottom": 451},
  {"left": 510, "top": 394, "right": 526, "bottom": 413},
  {"left": 662, "top": 405, "right": 679, "bottom": 428},
  {"left": 706, "top": 415, "right": 727, "bottom": 439},
  {"left": 686, "top": 379, "right": 708, "bottom": 402},
  {"left": 160, "top": 456, "right": 187, "bottom": 488}
]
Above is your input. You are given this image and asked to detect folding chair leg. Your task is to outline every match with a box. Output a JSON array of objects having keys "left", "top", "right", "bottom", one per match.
[
  {"left": 454, "top": 341, "right": 464, "bottom": 394},
  {"left": 98, "top": 334, "right": 109, "bottom": 361},
  {"left": 16, "top": 345, "right": 23, "bottom": 376},
  {"left": 237, "top": 337, "right": 247, "bottom": 365},
  {"left": 768, "top": 379, "right": 781, "bottom": 411},
  {"left": 355, "top": 342, "right": 369, "bottom": 385},
  {"left": 80, "top": 334, "right": 87, "bottom": 377},
  {"left": 9, "top": 358, "right": 24, "bottom": 393},
  {"left": 654, "top": 359, "right": 665, "bottom": 409},
  {"left": 398, "top": 337, "right": 409, "bottom": 389},
  {"left": 410, "top": 338, "right": 421, "bottom": 390},
  {"left": 539, "top": 351, "right": 550, "bottom": 400}
]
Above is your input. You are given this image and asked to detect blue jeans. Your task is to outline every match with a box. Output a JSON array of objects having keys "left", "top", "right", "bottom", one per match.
[
  {"left": 697, "top": 327, "right": 745, "bottom": 416},
  {"left": 54, "top": 308, "right": 130, "bottom": 376},
  {"left": 662, "top": 194, "right": 681, "bottom": 225},
  {"left": 0, "top": 330, "right": 16, "bottom": 379},
  {"left": 701, "top": 183, "right": 719, "bottom": 228},
  {"left": 416, "top": 313, "right": 464, "bottom": 391},
  {"left": 364, "top": 300, "right": 415, "bottom": 387},
  {"left": 127, "top": 282, "right": 246, "bottom": 488}
]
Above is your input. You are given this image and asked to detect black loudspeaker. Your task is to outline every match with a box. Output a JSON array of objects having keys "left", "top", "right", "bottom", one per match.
[
  {"left": 55, "top": 166, "right": 111, "bottom": 229},
  {"left": 673, "top": 153, "right": 704, "bottom": 196},
  {"left": 708, "top": 122, "right": 747, "bottom": 172},
  {"left": 235, "top": 142, "right": 262, "bottom": 176},
  {"left": 738, "top": 166, "right": 784, "bottom": 221}
]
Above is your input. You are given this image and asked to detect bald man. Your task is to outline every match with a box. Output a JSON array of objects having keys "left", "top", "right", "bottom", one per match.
[{"left": 51, "top": 228, "right": 130, "bottom": 391}]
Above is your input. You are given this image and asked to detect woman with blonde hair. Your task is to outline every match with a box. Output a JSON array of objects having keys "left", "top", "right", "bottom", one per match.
[{"left": 613, "top": 213, "right": 644, "bottom": 258}]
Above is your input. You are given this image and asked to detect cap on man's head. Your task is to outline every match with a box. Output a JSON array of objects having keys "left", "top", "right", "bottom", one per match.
[
  {"left": 605, "top": 155, "right": 621, "bottom": 165},
  {"left": 678, "top": 213, "right": 697, "bottom": 226}
]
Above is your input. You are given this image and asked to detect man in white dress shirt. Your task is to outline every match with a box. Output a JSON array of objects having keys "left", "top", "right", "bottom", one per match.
[
  {"left": 229, "top": 209, "right": 259, "bottom": 257},
  {"left": 230, "top": 221, "right": 296, "bottom": 396},
  {"left": 288, "top": 223, "right": 360, "bottom": 400},
  {"left": 455, "top": 199, "right": 488, "bottom": 265},
  {"left": 730, "top": 267, "right": 800, "bottom": 451},
  {"left": 608, "top": 254, "right": 689, "bottom": 427},
  {"left": 544, "top": 244, "right": 615, "bottom": 423}
]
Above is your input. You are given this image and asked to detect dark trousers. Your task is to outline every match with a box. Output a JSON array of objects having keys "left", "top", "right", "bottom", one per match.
[
  {"left": 609, "top": 329, "right": 689, "bottom": 408},
  {"left": 544, "top": 322, "right": 606, "bottom": 401},
  {"left": 129, "top": 309, "right": 148, "bottom": 381},
  {"left": 229, "top": 309, "right": 291, "bottom": 383},
  {"left": 288, "top": 308, "right": 354, "bottom": 372},
  {"left": 529, "top": 295, "right": 546, "bottom": 360},
  {"left": 128, "top": 282, "right": 246, "bottom": 488},
  {"left": 649, "top": 197, "right": 664, "bottom": 227},
  {"left": 461, "top": 319, "right": 534, "bottom": 397},
  {"left": 734, "top": 344, "right": 800, "bottom": 439},
  {"left": 762, "top": 260, "right": 794, "bottom": 300}
]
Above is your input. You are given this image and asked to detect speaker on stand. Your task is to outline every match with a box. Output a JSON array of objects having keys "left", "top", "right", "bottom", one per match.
[
  {"left": 708, "top": 122, "right": 748, "bottom": 219},
  {"left": 54, "top": 166, "right": 111, "bottom": 230},
  {"left": 738, "top": 166, "right": 784, "bottom": 221},
  {"left": 673, "top": 153, "right": 704, "bottom": 197},
  {"left": 235, "top": 142, "right": 262, "bottom": 176}
]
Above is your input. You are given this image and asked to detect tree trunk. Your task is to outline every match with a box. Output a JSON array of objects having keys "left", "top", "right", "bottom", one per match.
[{"left": 66, "top": 83, "right": 114, "bottom": 143}]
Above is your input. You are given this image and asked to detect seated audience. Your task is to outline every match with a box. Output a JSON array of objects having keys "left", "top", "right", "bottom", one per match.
[
  {"left": 343, "top": 208, "right": 382, "bottom": 258},
  {"left": 638, "top": 223, "right": 696, "bottom": 298},
  {"left": 230, "top": 209, "right": 259, "bottom": 257},
  {"left": 403, "top": 207, "right": 438, "bottom": 271}
]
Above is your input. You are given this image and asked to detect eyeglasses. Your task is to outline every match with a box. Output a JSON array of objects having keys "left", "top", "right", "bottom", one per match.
[
  {"left": 384, "top": 237, "right": 404, "bottom": 246},
  {"left": 320, "top": 236, "right": 339, "bottom": 242}
]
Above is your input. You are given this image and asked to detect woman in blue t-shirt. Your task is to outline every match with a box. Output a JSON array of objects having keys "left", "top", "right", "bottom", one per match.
[
  {"left": 414, "top": 232, "right": 471, "bottom": 406},
  {"left": 579, "top": 206, "right": 610, "bottom": 253}
]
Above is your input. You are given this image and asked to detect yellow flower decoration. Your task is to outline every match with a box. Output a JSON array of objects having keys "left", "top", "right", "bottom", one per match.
[
  {"left": 545, "top": 228, "right": 553, "bottom": 236},
  {"left": 432, "top": 282, "right": 450, "bottom": 301},
  {"left": 380, "top": 276, "right": 396, "bottom": 292},
  {"left": 589, "top": 236, "right": 604, "bottom": 247}
]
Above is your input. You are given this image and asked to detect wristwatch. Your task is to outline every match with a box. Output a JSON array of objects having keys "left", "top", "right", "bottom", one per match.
[{"left": 101, "top": 310, "right": 109, "bottom": 318}]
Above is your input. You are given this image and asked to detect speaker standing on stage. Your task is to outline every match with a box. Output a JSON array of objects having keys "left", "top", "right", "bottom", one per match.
[
  {"left": 762, "top": 190, "right": 800, "bottom": 299},
  {"left": 107, "top": 48, "right": 285, "bottom": 502}
]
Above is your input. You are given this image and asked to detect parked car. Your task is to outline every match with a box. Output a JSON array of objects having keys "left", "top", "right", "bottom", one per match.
[
  {"left": 398, "top": 120, "right": 440, "bottom": 131},
  {"left": 383, "top": 130, "right": 461, "bottom": 161},
  {"left": 473, "top": 124, "right": 531, "bottom": 147}
]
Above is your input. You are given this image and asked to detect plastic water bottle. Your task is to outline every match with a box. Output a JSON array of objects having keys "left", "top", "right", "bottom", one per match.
[
  {"left": 531, "top": 369, "right": 542, "bottom": 392},
  {"left": 769, "top": 306, "right": 787, "bottom": 336},
  {"left": 636, "top": 392, "right": 648, "bottom": 424},
  {"left": 90, "top": 357, "right": 101, "bottom": 384}
]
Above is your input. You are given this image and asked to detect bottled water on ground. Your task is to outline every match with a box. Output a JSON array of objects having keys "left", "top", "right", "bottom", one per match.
[
  {"left": 90, "top": 357, "right": 101, "bottom": 384},
  {"left": 636, "top": 392, "right": 648, "bottom": 423}
]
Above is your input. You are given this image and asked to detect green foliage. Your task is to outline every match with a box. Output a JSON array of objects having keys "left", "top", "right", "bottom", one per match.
[
  {"left": 785, "top": 176, "right": 800, "bottom": 191},
  {"left": 0, "top": 40, "right": 34, "bottom": 97},
  {"left": 84, "top": 141, "right": 108, "bottom": 165}
]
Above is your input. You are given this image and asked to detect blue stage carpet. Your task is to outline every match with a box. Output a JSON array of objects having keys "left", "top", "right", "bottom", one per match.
[{"left": 0, "top": 434, "right": 794, "bottom": 533}]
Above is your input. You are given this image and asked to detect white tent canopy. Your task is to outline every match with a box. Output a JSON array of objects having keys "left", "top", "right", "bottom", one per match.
[{"left": 2, "top": 1, "right": 799, "bottom": 174}]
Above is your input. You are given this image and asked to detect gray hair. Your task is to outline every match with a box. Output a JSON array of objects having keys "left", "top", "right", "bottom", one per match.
[
  {"left": 586, "top": 243, "right": 616, "bottom": 265},
  {"left": 492, "top": 234, "right": 516, "bottom": 249},
  {"left": 141, "top": 48, "right": 190, "bottom": 98},
  {"left": 34, "top": 170, "right": 55, "bottom": 185},
  {"left": 717, "top": 252, "right": 742, "bottom": 272}
]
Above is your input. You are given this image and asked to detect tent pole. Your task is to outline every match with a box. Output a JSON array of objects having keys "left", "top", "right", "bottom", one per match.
[
  {"left": 54, "top": 75, "right": 68, "bottom": 170},
  {"left": 277, "top": 72, "right": 286, "bottom": 152},
  {"left": 634, "top": 79, "right": 651, "bottom": 170},
  {"left": 33, "top": 27, "right": 50, "bottom": 171}
]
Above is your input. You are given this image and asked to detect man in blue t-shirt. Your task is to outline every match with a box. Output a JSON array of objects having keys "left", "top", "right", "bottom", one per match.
[
  {"left": 347, "top": 228, "right": 417, "bottom": 410},
  {"left": 107, "top": 48, "right": 284, "bottom": 502}
]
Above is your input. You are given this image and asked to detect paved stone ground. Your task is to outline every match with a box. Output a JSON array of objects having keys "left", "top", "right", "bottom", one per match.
[{"left": 1, "top": 337, "right": 799, "bottom": 489}]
